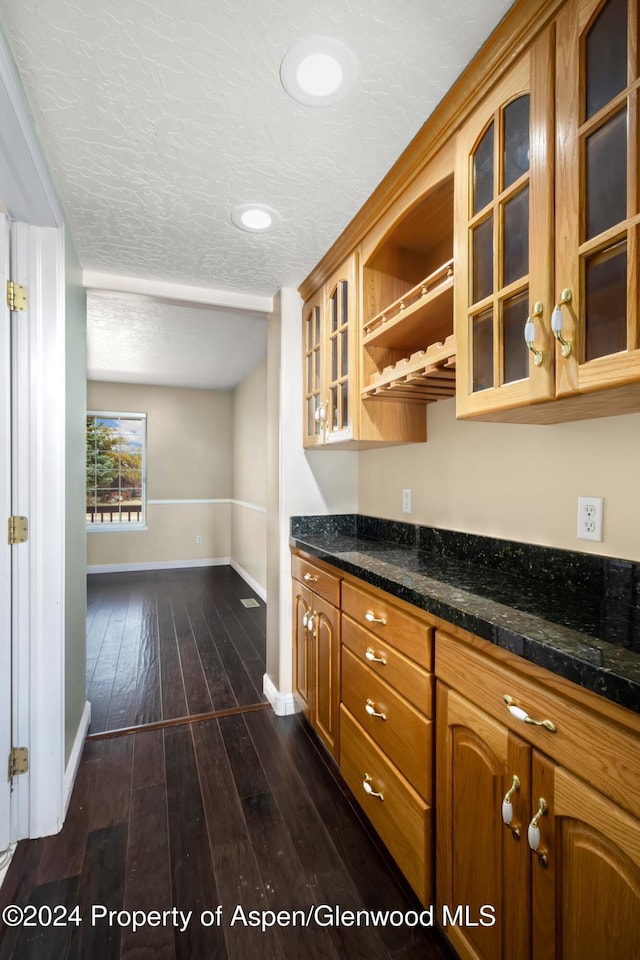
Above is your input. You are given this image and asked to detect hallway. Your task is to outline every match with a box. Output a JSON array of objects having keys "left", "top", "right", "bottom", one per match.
[
  {"left": 86, "top": 566, "right": 267, "bottom": 735},
  {"left": 0, "top": 708, "right": 452, "bottom": 959}
]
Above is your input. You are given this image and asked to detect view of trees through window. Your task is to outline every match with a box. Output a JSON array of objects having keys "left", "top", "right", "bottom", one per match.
[{"left": 86, "top": 414, "right": 145, "bottom": 525}]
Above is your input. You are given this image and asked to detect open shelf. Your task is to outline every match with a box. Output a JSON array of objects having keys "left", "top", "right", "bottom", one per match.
[
  {"left": 362, "top": 335, "right": 456, "bottom": 403},
  {"left": 363, "top": 260, "right": 454, "bottom": 351}
]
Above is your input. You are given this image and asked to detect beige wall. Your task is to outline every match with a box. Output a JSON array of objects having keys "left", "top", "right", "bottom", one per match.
[
  {"left": 87, "top": 381, "right": 233, "bottom": 566},
  {"left": 64, "top": 228, "right": 87, "bottom": 763},
  {"left": 231, "top": 359, "right": 267, "bottom": 592},
  {"left": 359, "top": 398, "right": 640, "bottom": 562}
]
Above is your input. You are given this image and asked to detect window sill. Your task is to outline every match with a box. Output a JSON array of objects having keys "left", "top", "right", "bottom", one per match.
[{"left": 87, "top": 524, "right": 148, "bottom": 534}]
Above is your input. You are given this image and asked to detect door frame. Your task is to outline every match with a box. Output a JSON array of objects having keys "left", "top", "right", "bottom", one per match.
[{"left": 0, "top": 32, "right": 69, "bottom": 840}]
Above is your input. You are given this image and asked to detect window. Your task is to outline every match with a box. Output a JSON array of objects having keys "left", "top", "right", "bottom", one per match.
[{"left": 86, "top": 412, "right": 146, "bottom": 529}]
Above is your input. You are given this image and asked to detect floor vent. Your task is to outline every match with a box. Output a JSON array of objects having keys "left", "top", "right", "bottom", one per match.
[{"left": 240, "top": 598, "right": 260, "bottom": 608}]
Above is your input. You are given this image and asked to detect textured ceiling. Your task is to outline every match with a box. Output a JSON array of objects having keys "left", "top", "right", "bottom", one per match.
[
  {"left": 0, "top": 0, "right": 515, "bottom": 297},
  {"left": 87, "top": 293, "right": 267, "bottom": 390}
]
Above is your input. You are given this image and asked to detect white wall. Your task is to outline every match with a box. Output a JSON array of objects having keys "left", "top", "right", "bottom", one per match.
[
  {"left": 266, "top": 288, "right": 358, "bottom": 709},
  {"left": 359, "top": 398, "right": 640, "bottom": 562},
  {"left": 231, "top": 358, "right": 267, "bottom": 595}
]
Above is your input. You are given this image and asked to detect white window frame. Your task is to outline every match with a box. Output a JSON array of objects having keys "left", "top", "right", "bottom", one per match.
[{"left": 86, "top": 410, "right": 147, "bottom": 532}]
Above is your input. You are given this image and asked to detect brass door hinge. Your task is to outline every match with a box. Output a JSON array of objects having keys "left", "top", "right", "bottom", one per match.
[
  {"left": 8, "top": 515, "right": 28, "bottom": 545},
  {"left": 6, "top": 280, "right": 27, "bottom": 312},
  {"left": 8, "top": 746, "right": 28, "bottom": 781}
]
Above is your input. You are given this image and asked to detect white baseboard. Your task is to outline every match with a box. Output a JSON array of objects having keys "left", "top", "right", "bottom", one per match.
[
  {"left": 87, "top": 557, "right": 231, "bottom": 574},
  {"left": 263, "top": 674, "right": 298, "bottom": 716},
  {"left": 229, "top": 559, "right": 267, "bottom": 602},
  {"left": 63, "top": 700, "right": 91, "bottom": 817}
]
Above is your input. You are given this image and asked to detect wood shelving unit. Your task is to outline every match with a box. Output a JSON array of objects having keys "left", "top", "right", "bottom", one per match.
[
  {"left": 363, "top": 260, "right": 454, "bottom": 350},
  {"left": 362, "top": 335, "right": 456, "bottom": 403}
]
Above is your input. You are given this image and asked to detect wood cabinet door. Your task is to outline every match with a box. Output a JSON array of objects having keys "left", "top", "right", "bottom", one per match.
[
  {"left": 455, "top": 29, "right": 555, "bottom": 419},
  {"left": 312, "top": 593, "right": 340, "bottom": 760},
  {"left": 302, "top": 289, "right": 325, "bottom": 448},
  {"left": 292, "top": 579, "right": 313, "bottom": 715},
  {"left": 436, "top": 683, "right": 531, "bottom": 960},
  {"left": 554, "top": 0, "right": 640, "bottom": 398},
  {"left": 324, "top": 253, "right": 358, "bottom": 445},
  {"left": 532, "top": 752, "right": 640, "bottom": 960}
]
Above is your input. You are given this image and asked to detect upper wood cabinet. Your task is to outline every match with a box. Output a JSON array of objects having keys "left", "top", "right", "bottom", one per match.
[
  {"left": 554, "top": 0, "right": 640, "bottom": 399},
  {"left": 456, "top": 0, "right": 640, "bottom": 421},
  {"left": 302, "top": 254, "right": 358, "bottom": 448},
  {"left": 455, "top": 32, "right": 555, "bottom": 419}
]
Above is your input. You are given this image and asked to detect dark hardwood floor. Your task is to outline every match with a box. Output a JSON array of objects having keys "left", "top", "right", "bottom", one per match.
[
  {"left": 0, "top": 709, "right": 454, "bottom": 959},
  {"left": 86, "top": 566, "right": 267, "bottom": 734}
]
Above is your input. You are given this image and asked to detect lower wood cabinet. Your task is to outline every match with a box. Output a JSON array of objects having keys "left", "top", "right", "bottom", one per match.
[
  {"left": 292, "top": 555, "right": 341, "bottom": 760},
  {"left": 436, "top": 629, "right": 640, "bottom": 960}
]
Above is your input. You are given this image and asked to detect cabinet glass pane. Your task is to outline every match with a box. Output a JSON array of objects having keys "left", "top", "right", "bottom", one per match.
[
  {"left": 503, "top": 291, "right": 529, "bottom": 383},
  {"left": 503, "top": 186, "right": 529, "bottom": 286},
  {"left": 307, "top": 353, "right": 312, "bottom": 390},
  {"left": 315, "top": 348, "right": 320, "bottom": 389},
  {"left": 472, "top": 215, "right": 494, "bottom": 303},
  {"left": 330, "top": 290, "right": 338, "bottom": 332},
  {"left": 341, "top": 329, "right": 348, "bottom": 377},
  {"left": 331, "top": 336, "right": 337, "bottom": 381},
  {"left": 315, "top": 307, "right": 320, "bottom": 343},
  {"left": 585, "top": 242, "right": 627, "bottom": 360},
  {"left": 503, "top": 96, "right": 530, "bottom": 189},
  {"left": 307, "top": 398, "right": 314, "bottom": 437},
  {"left": 585, "top": 0, "right": 627, "bottom": 120},
  {"left": 586, "top": 109, "right": 627, "bottom": 239},
  {"left": 331, "top": 387, "right": 338, "bottom": 430},
  {"left": 341, "top": 382, "right": 348, "bottom": 429},
  {"left": 341, "top": 280, "right": 348, "bottom": 325},
  {"left": 472, "top": 308, "right": 494, "bottom": 392},
  {"left": 473, "top": 122, "right": 494, "bottom": 214}
]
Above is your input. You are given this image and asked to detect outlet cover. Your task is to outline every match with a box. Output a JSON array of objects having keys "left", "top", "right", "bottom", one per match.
[
  {"left": 577, "top": 496, "right": 603, "bottom": 542},
  {"left": 402, "top": 489, "right": 412, "bottom": 514}
]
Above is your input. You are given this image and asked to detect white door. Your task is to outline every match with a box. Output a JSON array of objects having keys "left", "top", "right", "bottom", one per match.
[{"left": 0, "top": 212, "right": 12, "bottom": 853}]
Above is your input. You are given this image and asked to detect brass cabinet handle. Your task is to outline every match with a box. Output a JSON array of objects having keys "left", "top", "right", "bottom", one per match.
[
  {"left": 528, "top": 797, "right": 549, "bottom": 866},
  {"left": 365, "top": 698, "right": 387, "bottom": 721},
  {"left": 501, "top": 774, "right": 521, "bottom": 839},
  {"left": 551, "top": 288, "right": 572, "bottom": 357},
  {"left": 503, "top": 695, "right": 557, "bottom": 733},
  {"left": 365, "top": 647, "right": 387, "bottom": 665},
  {"left": 303, "top": 572, "right": 318, "bottom": 583},
  {"left": 314, "top": 400, "right": 329, "bottom": 426},
  {"left": 365, "top": 610, "right": 387, "bottom": 626},
  {"left": 524, "top": 302, "right": 544, "bottom": 366},
  {"left": 362, "top": 773, "right": 384, "bottom": 801}
]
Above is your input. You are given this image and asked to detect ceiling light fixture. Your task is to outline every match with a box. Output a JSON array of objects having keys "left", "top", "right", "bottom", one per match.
[
  {"left": 231, "top": 203, "right": 280, "bottom": 233},
  {"left": 280, "top": 37, "right": 359, "bottom": 107}
]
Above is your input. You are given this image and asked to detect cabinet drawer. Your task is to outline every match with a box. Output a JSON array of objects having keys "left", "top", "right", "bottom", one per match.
[
  {"left": 342, "top": 581, "right": 432, "bottom": 669},
  {"left": 292, "top": 553, "right": 341, "bottom": 607},
  {"left": 342, "top": 615, "right": 433, "bottom": 716},
  {"left": 436, "top": 630, "right": 640, "bottom": 820},
  {"left": 342, "top": 646, "right": 431, "bottom": 799},
  {"left": 340, "top": 705, "right": 431, "bottom": 905}
]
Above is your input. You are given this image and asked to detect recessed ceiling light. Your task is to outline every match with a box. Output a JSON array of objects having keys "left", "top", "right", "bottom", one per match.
[
  {"left": 231, "top": 203, "right": 280, "bottom": 233},
  {"left": 280, "top": 37, "right": 359, "bottom": 107}
]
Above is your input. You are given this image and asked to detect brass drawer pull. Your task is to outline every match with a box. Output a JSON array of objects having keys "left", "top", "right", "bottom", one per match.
[
  {"left": 365, "top": 699, "right": 387, "bottom": 721},
  {"left": 362, "top": 773, "right": 384, "bottom": 801},
  {"left": 501, "top": 774, "right": 521, "bottom": 839},
  {"left": 503, "top": 695, "right": 557, "bottom": 733},
  {"left": 303, "top": 572, "right": 318, "bottom": 583},
  {"left": 528, "top": 797, "right": 549, "bottom": 866},
  {"left": 365, "top": 610, "right": 387, "bottom": 626},
  {"left": 365, "top": 647, "right": 387, "bottom": 665}
]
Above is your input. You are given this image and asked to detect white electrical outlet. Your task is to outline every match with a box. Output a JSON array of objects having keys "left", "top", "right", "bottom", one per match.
[
  {"left": 577, "top": 496, "right": 603, "bottom": 542},
  {"left": 402, "top": 488, "right": 412, "bottom": 514},
  {"left": 195, "top": 534, "right": 202, "bottom": 544}
]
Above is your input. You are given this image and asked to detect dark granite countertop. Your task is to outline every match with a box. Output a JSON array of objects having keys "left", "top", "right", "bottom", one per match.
[{"left": 290, "top": 515, "right": 640, "bottom": 716}]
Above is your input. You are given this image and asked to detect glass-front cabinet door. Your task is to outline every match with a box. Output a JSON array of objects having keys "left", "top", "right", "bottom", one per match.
[
  {"left": 455, "top": 34, "right": 555, "bottom": 418},
  {"left": 554, "top": 0, "right": 640, "bottom": 398},
  {"left": 302, "top": 254, "right": 357, "bottom": 447}
]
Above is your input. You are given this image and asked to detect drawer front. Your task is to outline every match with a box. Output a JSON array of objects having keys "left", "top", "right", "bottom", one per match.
[
  {"left": 436, "top": 630, "right": 640, "bottom": 820},
  {"left": 342, "top": 581, "right": 433, "bottom": 669},
  {"left": 340, "top": 705, "right": 432, "bottom": 906},
  {"left": 292, "top": 553, "right": 341, "bottom": 607},
  {"left": 342, "top": 646, "right": 431, "bottom": 799},
  {"left": 342, "top": 614, "right": 433, "bottom": 716}
]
